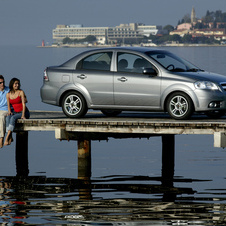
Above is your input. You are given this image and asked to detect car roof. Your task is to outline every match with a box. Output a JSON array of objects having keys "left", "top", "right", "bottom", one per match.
[{"left": 84, "top": 46, "right": 161, "bottom": 53}]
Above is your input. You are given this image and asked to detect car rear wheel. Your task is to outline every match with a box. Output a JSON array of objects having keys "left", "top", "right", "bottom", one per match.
[
  {"left": 166, "top": 92, "right": 194, "bottom": 120},
  {"left": 62, "top": 91, "right": 87, "bottom": 118},
  {"left": 101, "top": 110, "right": 122, "bottom": 117}
]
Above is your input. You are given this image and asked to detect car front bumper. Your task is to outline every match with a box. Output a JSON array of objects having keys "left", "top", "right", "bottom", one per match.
[{"left": 194, "top": 89, "right": 226, "bottom": 112}]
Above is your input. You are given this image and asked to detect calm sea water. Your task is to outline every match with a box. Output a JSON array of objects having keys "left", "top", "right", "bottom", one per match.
[{"left": 0, "top": 45, "right": 225, "bottom": 225}]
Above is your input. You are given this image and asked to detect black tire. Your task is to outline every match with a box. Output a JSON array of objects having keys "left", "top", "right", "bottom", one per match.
[
  {"left": 62, "top": 91, "right": 87, "bottom": 118},
  {"left": 166, "top": 92, "right": 194, "bottom": 120},
  {"left": 205, "top": 110, "right": 225, "bottom": 119},
  {"left": 101, "top": 110, "right": 122, "bottom": 117}
]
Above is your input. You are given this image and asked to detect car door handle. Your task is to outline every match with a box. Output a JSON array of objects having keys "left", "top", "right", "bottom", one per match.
[
  {"left": 118, "top": 77, "right": 127, "bottom": 82},
  {"left": 77, "top": 74, "right": 87, "bottom": 79}
]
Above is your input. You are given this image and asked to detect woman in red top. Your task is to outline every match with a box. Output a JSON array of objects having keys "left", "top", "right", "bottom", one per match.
[{"left": 4, "top": 78, "right": 29, "bottom": 146}]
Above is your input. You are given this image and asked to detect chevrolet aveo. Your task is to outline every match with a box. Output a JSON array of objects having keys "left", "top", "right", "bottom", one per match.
[{"left": 40, "top": 47, "right": 226, "bottom": 120}]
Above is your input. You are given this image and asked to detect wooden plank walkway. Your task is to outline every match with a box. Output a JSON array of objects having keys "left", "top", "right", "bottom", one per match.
[{"left": 15, "top": 110, "right": 226, "bottom": 147}]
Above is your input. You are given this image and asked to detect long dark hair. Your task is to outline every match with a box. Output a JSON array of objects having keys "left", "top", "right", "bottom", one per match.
[{"left": 9, "top": 78, "right": 21, "bottom": 92}]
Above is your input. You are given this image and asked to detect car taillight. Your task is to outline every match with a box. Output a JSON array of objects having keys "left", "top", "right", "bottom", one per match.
[{"left": 43, "top": 69, "right": 49, "bottom": 81}]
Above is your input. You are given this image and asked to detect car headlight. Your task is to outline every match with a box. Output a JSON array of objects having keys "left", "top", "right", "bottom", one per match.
[{"left": 194, "top": 81, "right": 219, "bottom": 90}]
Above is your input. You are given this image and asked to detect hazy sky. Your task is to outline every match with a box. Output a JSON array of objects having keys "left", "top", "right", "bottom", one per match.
[{"left": 0, "top": 0, "right": 226, "bottom": 46}]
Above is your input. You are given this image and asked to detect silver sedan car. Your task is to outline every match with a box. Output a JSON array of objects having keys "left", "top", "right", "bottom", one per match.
[{"left": 40, "top": 47, "right": 226, "bottom": 119}]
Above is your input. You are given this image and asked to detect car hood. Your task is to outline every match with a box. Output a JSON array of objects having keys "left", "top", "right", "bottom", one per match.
[{"left": 175, "top": 71, "right": 226, "bottom": 83}]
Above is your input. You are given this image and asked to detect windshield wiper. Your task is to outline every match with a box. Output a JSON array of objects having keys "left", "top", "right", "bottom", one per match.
[
  {"left": 170, "top": 68, "right": 186, "bottom": 72},
  {"left": 187, "top": 68, "right": 204, "bottom": 72}
]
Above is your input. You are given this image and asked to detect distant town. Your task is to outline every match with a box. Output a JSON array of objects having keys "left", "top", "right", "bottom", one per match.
[{"left": 44, "top": 7, "right": 226, "bottom": 47}]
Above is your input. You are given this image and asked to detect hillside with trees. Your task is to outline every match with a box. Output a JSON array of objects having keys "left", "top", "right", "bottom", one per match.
[
  {"left": 149, "top": 10, "right": 226, "bottom": 45},
  {"left": 195, "top": 10, "right": 226, "bottom": 29}
]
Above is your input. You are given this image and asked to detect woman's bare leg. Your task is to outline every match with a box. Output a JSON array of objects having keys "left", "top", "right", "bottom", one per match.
[{"left": 4, "top": 131, "right": 12, "bottom": 146}]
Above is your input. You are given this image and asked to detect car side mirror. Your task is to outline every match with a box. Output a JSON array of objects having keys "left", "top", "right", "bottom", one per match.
[{"left": 143, "top": 68, "right": 157, "bottom": 76}]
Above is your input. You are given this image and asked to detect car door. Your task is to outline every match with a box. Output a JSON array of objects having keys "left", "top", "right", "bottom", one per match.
[
  {"left": 73, "top": 51, "right": 114, "bottom": 106},
  {"left": 114, "top": 52, "right": 161, "bottom": 108}
]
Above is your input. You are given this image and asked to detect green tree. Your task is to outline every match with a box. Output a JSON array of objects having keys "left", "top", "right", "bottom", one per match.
[
  {"left": 62, "top": 35, "right": 97, "bottom": 44},
  {"left": 182, "top": 14, "right": 191, "bottom": 23},
  {"left": 163, "top": 25, "right": 174, "bottom": 33},
  {"left": 182, "top": 34, "right": 192, "bottom": 43},
  {"left": 169, "top": 34, "right": 181, "bottom": 42},
  {"left": 83, "top": 35, "right": 96, "bottom": 42},
  {"left": 194, "top": 22, "right": 208, "bottom": 29},
  {"left": 203, "top": 10, "right": 215, "bottom": 23},
  {"left": 63, "top": 37, "right": 72, "bottom": 44}
]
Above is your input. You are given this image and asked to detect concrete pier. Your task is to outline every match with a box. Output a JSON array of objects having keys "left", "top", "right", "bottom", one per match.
[
  {"left": 16, "top": 110, "right": 226, "bottom": 147},
  {"left": 13, "top": 110, "right": 226, "bottom": 180}
]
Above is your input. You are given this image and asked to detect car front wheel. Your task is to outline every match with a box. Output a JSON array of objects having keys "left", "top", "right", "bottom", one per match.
[
  {"left": 62, "top": 91, "right": 87, "bottom": 118},
  {"left": 166, "top": 92, "right": 194, "bottom": 120}
]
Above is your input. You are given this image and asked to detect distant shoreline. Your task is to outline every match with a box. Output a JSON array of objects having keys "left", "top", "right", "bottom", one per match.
[{"left": 37, "top": 43, "right": 226, "bottom": 48}]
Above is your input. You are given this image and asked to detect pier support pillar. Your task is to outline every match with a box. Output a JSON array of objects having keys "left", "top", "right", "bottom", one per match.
[
  {"left": 15, "top": 132, "right": 29, "bottom": 177},
  {"left": 77, "top": 139, "right": 91, "bottom": 179},
  {"left": 214, "top": 132, "right": 226, "bottom": 148},
  {"left": 77, "top": 139, "right": 92, "bottom": 200},
  {"left": 161, "top": 134, "right": 175, "bottom": 187}
]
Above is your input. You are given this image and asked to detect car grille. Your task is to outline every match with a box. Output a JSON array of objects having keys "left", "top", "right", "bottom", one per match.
[{"left": 220, "top": 82, "right": 226, "bottom": 91}]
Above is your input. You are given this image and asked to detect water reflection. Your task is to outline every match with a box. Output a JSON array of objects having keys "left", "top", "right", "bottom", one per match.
[
  {"left": 0, "top": 174, "right": 225, "bottom": 225},
  {"left": 0, "top": 132, "right": 224, "bottom": 225}
]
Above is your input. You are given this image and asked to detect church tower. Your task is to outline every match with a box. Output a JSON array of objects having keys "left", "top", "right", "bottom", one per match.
[{"left": 191, "top": 7, "right": 196, "bottom": 24}]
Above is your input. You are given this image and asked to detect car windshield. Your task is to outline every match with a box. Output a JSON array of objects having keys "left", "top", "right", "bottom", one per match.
[{"left": 146, "top": 51, "right": 202, "bottom": 72}]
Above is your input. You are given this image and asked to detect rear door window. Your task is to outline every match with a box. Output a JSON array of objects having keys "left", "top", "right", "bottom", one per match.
[{"left": 77, "top": 52, "right": 112, "bottom": 71}]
